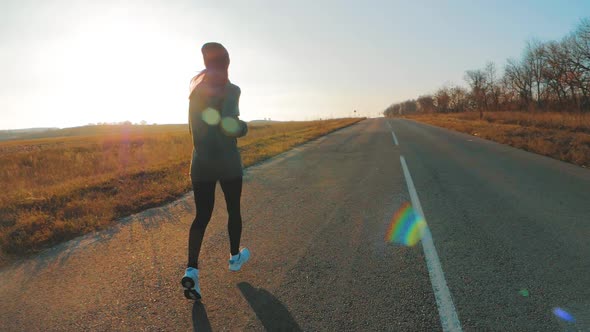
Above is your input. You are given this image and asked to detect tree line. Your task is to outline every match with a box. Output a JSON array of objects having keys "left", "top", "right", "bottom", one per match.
[{"left": 384, "top": 18, "right": 590, "bottom": 118}]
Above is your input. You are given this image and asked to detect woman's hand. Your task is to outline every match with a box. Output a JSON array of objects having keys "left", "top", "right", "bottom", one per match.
[{"left": 220, "top": 117, "right": 248, "bottom": 137}]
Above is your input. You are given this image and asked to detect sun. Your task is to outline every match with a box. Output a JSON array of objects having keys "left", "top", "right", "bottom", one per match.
[{"left": 45, "top": 8, "right": 195, "bottom": 125}]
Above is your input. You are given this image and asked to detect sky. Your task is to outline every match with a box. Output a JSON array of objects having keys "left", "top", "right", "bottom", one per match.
[{"left": 1, "top": 0, "right": 589, "bottom": 129}]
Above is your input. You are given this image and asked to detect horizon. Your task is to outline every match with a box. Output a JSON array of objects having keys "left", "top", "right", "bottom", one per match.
[
  {"left": 0, "top": 118, "right": 339, "bottom": 132},
  {"left": 2, "top": 0, "right": 589, "bottom": 130},
  {"left": 0, "top": 118, "right": 342, "bottom": 132}
]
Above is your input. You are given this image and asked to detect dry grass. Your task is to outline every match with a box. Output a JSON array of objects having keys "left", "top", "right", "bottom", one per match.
[
  {"left": 0, "top": 118, "right": 362, "bottom": 262},
  {"left": 402, "top": 112, "right": 590, "bottom": 167},
  {"left": 455, "top": 111, "right": 590, "bottom": 133}
]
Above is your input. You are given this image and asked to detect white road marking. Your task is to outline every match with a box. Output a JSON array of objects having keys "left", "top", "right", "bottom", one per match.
[
  {"left": 391, "top": 131, "right": 399, "bottom": 146},
  {"left": 400, "top": 156, "right": 463, "bottom": 332},
  {"left": 386, "top": 120, "right": 399, "bottom": 145}
]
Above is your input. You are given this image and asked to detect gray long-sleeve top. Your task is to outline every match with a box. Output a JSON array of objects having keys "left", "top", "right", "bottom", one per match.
[{"left": 189, "top": 81, "right": 248, "bottom": 182}]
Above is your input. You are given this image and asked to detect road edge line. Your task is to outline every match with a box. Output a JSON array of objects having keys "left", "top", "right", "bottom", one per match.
[{"left": 400, "top": 155, "right": 463, "bottom": 332}]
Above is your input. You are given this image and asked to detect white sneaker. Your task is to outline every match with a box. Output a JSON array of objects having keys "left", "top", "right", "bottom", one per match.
[
  {"left": 181, "top": 267, "right": 201, "bottom": 300},
  {"left": 229, "top": 248, "right": 250, "bottom": 271}
]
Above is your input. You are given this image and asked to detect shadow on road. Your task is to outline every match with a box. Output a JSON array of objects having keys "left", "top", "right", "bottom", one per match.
[
  {"left": 192, "top": 301, "right": 212, "bottom": 332},
  {"left": 237, "top": 282, "right": 302, "bottom": 331}
]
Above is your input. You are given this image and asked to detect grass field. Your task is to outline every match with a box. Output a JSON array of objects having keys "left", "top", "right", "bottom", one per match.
[
  {"left": 0, "top": 118, "right": 362, "bottom": 263},
  {"left": 402, "top": 112, "right": 590, "bottom": 167}
]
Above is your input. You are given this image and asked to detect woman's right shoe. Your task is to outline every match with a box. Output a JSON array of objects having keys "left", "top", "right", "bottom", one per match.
[
  {"left": 181, "top": 267, "right": 201, "bottom": 300},
  {"left": 229, "top": 248, "right": 250, "bottom": 271}
]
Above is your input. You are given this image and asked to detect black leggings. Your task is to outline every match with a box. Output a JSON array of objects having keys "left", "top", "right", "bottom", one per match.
[{"left": 187, "top": 177, "right": 243, "bottom": 269}]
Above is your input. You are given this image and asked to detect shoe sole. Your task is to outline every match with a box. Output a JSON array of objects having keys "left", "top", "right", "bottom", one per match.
[
  {"left": 181, "top": 276, "right": 201, "bottom": 300},
  {"left": 229, "top": 263, "right": 242, "bottom": 271}
]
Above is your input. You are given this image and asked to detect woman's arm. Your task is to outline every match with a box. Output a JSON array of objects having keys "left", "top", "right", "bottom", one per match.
[
  {"left": 188, "top": 92, "right": 206, "bottom": 148},
  {"left": 221, "top": 84, "right": 248, "bottom": 138}
]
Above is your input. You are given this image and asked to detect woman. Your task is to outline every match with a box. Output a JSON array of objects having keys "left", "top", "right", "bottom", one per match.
[{"left": 182, "top": 42, "right": 250, "bottom": 300}]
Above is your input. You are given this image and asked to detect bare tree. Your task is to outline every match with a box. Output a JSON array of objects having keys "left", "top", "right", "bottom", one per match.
[
  {"left": 499, "top": 75, "right": 519, "bottom": 111},
  {"left": 402, "top": 100, "right": 418, "bottom": 114},
  {"left": 524, "top": 39, "right": 549, "bottom": 109},
  {"left": 542, "top": 40, "right": 568, "bottom": 106},
  {"left": 434, "top": 87, "right": 451, "bottom": 113},
  {"left": 485, "top": 62, "right": 502, "bottom": 111},
  {"left": 572, "top": 18, "right": 590, "bottom": 71},
  {"left": 567, "top": 22, "right": 590, "bottom": 110},
  {"left": 464, "top": 69, "right": 488, "bottom": 118},
  {"left": 385, "top": 17, "right": 590, "bottom": 114},
  {"left": 417, "top": 95, "right": 436, "bottom": 113},
  {"left": 505, "top": 58, "right": 534, "bottom": 110},
  {"left": 448, "top": 86, "right": 470, "bottom": 113},
  {"left": 560, "top": 37, "right": 588, "bottom": 110}
]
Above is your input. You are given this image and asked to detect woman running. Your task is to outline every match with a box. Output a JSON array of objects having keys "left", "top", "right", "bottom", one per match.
[{"left": 181, "top": 42, "right": 250, "bottom": 300}]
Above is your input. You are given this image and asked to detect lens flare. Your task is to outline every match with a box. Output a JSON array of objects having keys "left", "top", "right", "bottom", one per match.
[
  {"left": 385, "top": 202, "right": 427, "bottom": 246},
  {"left": 553, "top": 307, "right": 576, "bottom": 322},
  {"left": 202, "top": 108, "right": 221, "bottom": 125},
  {"left": 221, "top": 117, "right": 240, "bottom": 135}
]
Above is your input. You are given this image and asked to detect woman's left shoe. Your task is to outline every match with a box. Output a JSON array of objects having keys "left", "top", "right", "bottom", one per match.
[
  {"left": 229, "top": 248, "right": 250, "bottom": 271},
  {"left": 181, "top": 267, "right": 201, "bottom": 300}
]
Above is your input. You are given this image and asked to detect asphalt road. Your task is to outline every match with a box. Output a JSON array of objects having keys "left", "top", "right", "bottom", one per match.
[
  {"left": 393, "top": 119, "right": 590, "bottom": 331},
  {"left": 1, "top": 118, "right": 589, "bottom": 331}
]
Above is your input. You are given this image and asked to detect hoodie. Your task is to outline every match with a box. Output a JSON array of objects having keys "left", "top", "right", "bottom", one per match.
[{"left": 188, "top": 77, "right": 248, "bottom": 182}]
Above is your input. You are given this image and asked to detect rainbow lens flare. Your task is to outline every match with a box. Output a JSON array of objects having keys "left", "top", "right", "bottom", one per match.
[
  {"left": 385, "top": 202, "right": 427, "bottom": 246},
  {"left": 553, "top": 307, "right": 576, "bottom": 322}
]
